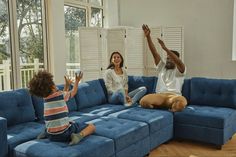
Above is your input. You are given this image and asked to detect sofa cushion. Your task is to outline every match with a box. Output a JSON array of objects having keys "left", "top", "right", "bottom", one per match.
[
  {"left": 89, "top": 117, "right": 149, "bottom": 152},
  {"left": 174, "top": 105, "right": 236, "bottom": 129},
  {"left": 190, "top": 77, "right": 236, "bottom": 109},
  {"left": 14, "top": 135, "right": 115, "bottom": 157},
  {"left": 0, "top": 117, "right": 7, "bottom": 157},
  {"left": 128, "top": 76, "right": 157, "bottom": 94},
  {"left": 80, "top": 104, "right": 127, "bottom": 116},
  {"left": 75, "top": 80, "right": 107, "bottom": 110},
  {"left": 0, "top": 89, "right": 36, "bottom": 126},
  {"left": 109, "top": 107, "right": 173, "bottom": 133},
  {"left": 31, "top": 95, "right": 44, "bottom": 121},
  {"left": 7, "top": 122, "right": 44, "bottom": 157},
  {"left": 68, "top": 112, "right": 101, "bottom": 124},
  {"left": 182, "top": 79, "right": 191, "bottom": 103}
]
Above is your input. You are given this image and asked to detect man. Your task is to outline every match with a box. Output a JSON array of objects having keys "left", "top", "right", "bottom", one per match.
[{"left": 140, "top": 24, "right": 187, "bottom": 112}]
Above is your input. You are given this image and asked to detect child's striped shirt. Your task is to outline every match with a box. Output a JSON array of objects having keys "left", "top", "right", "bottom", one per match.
[{"left": 44, "top": 91, "right": 71, "bottom": 134}]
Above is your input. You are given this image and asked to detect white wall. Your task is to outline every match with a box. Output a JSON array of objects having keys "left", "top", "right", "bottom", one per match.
[
  {"left": 46, "top": 0, "right": 66, "bottom": 84},
  {"left": 118, "top": 0, "right": 235, "bottom": 79},
  {"left": 104, "top": 0, "right": 119, "bottom": 27},
  {"left": 233, "top": 0, "right": 236, "bottom": 60}
]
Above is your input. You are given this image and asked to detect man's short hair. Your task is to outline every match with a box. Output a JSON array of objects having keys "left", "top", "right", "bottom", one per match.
[{"left": 171, "top": 50, "right": 180, "bottom": 58}]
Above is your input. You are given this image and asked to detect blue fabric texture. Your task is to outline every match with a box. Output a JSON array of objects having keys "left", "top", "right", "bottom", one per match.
[
  {"left": 80, "top": 104, "right": 127, "bottom": 116},
  {"left": 181, "top": 79, "right": 191, "bottom": 103},
  {"left": 88, "top": 117, "right": 149, "bottom": 152},
  {"left": 14, "top": 135, "right": 115, "bottom": 157},
  {"left": 0, "top": 117, "right": 7, "bottom": 157},
  {"left": 68, "top": 112, "right": 100, "bottom": 124},
  {"left": 174, "top": 105, "right": 236, "bottom": 129},
  {"left": 108, "top": 107, "right": 173, "bottom": 150},
  {"left": 116, "top": 137, "right": 150, "bottom": 157},
  {"left": 7, "top": 122, "right": 44, "bottom": 157},
  {"left": 128, "top": 76, "right": 157, "bottom": 94},
  {"left": 109, "top": 107, "right": 173, "bottom": 133},
  {"left": 174, "top": 105, "right": 236, "bottom": 146},
  {"left": 190, "top": 77, "right": 236, "bottom": 109},
  {"left": 31, "top": 95, "right": 44, "bottom": 121},
  {"left": 75, "top": 80, "right": 107, "bottom": 110},
  {"left": 0, "top": 89, "right": 35, "bottom": 127}
]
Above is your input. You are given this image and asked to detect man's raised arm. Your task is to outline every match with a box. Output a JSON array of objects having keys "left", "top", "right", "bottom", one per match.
[{"left": 142, "top": 24, "right": 161, "bottom": 66}]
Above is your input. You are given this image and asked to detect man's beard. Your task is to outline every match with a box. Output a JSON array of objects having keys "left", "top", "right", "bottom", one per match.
[{"left": 165, "top": 62, "right": 175, "bottom": 69}]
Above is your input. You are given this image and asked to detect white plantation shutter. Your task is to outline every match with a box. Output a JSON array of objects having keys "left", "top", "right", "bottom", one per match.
[
  {"left": 79, "top": 28, "right": 103, "bottom": 81},
  {"left": 100, "top": 29, "right": 108, "bottom": 77},
  {"left": 162, "top": 26, "right": 184, "bottom": 60},
  {"left": 145, "top": 27, "right": 162, "bottom": 76},
  {"left": 78, "top": 26, "right": 184, "bottom": 79},
  {"left": 126, "top": 28, "right": 144, "bottom": 75},
  {"left": 106, "top": 28, "right": 126, "bottom": 62}
]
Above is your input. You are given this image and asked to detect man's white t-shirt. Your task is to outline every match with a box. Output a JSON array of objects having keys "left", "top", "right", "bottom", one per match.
[{"left": 155, "top": 59, "right": 186, "bottom": 95}]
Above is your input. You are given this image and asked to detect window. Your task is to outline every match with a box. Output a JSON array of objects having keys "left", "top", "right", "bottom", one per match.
[
  {"left": 64, "top": 0, "right": 104, "bottom": 79},
  {"left": 0, "top": 0, "right": 47, "bottom": 91}
]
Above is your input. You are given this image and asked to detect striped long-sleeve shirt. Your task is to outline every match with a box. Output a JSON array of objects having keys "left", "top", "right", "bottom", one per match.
[{"left": 44, "top": 91, "right": 71, "bottom": 134}]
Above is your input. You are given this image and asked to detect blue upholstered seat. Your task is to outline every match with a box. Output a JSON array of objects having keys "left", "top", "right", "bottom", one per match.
[{"left": 14, "top": 135, "right": 115, "bottom": 157}]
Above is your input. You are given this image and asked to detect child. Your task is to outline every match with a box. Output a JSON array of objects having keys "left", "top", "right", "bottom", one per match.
[{"left": 28, "top": 70, "right": 95, "bottom": 145}]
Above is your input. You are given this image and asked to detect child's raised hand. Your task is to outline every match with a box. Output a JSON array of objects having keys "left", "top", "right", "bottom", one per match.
[
  {"left": 64, "top": 75, "right": 73, "bottom": 85},
  {"left": 75, "top": 71, "right": 83, "bottom": 82}
]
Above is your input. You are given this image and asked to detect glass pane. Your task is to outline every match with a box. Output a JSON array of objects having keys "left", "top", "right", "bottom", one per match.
[
  {"left": 64, "top": 5, "right": 86, "bottom": 79},
  {"left": 89, "top": 0, "right": 102, "bottom": 6},
  {"left": 91, "top": 7, "right": 103, "bottom": 27},
  {"left": 0, "top": 0, "right": 13, "bottom": 91},
  {"left": 16, "top": 0, "right": 45, "bottom": 88}
]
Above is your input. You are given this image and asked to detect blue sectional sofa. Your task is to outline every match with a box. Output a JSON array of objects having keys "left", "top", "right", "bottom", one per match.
[{"left": 0, "top": 76, "right": 236, "bottom": 157}]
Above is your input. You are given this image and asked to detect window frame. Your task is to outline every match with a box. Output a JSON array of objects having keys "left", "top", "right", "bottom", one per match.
[
  {"left": 6, "top": 0, "right": 48, "bottom": 89},
  {"left": 64, "top": 0, "right": 105, "bottom": 27}
]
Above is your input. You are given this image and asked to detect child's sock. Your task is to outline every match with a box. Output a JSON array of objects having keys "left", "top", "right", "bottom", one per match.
[
  {"left": 37, "top": 130, "right": 47, "bottom": 139},
  {"left": 69, "top": 132, "right": 84, "bottom": 145}
]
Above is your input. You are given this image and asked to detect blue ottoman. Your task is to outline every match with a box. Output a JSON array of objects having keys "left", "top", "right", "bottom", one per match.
[
  {"left": 89, "top": 117, "right": 150, "bottom": 157},
  {"left": 109, "top": 107, "right": 173, "bottom": 149},
  {"left": 14, "top": 135, "right": 115, "bottom": 157}
]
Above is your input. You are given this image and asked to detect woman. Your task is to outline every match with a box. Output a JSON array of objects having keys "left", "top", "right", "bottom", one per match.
[{"left": 104, "top": 51, "right": 147, "bottom": 106}]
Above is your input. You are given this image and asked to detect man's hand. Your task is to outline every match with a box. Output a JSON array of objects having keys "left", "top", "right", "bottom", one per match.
[
  {"left": 157, "top": 38, "right": 167, "bottom": 50},
  {"left": 75, "top": 71, "right": 83, "bottom": 83},
  {"left": 142, "top": 24, "right": 150, "bottom": 37}
]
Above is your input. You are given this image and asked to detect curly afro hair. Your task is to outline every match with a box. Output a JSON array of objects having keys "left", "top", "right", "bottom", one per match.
[{"left": 28, "top": 70, "right": 55, "bottom": 98}]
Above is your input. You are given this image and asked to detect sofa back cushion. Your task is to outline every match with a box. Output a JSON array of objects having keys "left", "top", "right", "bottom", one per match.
[
  {"left": 182, "top": 79, "right": 191, "bottom": 103},
  {"left": 75, "top": 80, "right": 107, "bottom": 110},
  {"left": 128, "top": 76, "right": 157, "bottom": 94},
  {"left": 31, "top": 84, "right": 78, "bottom": 121},
  {"left": 0, "top": 89, "right": 35, "bottom": 126},
  {"left": 31, "top": 95, "right": 44, "bottom": 121},
  {"left": 190, "top": 77, "right": 236, "bottom": 109}
]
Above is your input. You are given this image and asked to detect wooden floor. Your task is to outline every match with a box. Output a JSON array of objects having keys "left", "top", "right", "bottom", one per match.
[{"left": 149, "top": 135, "right": 236, "bottom": 157}]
